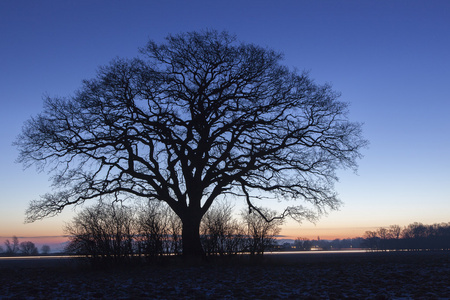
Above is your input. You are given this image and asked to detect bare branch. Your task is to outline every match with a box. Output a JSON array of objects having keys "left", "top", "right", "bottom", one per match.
[{"left": 16, "top": 30, "right": 367, "bottom": 257}]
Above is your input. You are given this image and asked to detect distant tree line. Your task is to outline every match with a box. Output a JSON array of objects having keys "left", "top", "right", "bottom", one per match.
[
  {"left": 279, "top": 237, "right": 365, "bottom": 251},
  {"left": 363, "top": 222, "right": 450, "bottom": 251},
  {"left": 63, "top": 201, "right": 282, "bottom": 264},
  {"left": 0, "top": 236, "right": 51, "bottom": 256},
  {"left": 278, "top": 222, "right": 450, "bottom": 252},
  {"left": 313, "top": 237, "right": 365, "bottom": 250}
]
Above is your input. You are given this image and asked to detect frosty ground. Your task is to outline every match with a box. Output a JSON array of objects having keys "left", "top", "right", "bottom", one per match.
[{"left": 0, "top": 251, "right": 449, "bottom": 299}]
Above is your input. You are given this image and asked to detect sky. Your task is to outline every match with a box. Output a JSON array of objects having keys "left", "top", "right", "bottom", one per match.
[{"left": 1, "top": 0, "right": 449, "bottom": 249}]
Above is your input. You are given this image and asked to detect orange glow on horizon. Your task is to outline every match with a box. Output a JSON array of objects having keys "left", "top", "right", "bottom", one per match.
[{"left": 279, "top": 226, "right": 377, "bottom": 241}]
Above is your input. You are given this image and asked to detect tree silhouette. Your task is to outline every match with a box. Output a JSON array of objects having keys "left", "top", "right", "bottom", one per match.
[
  {"left": 364, "top": 222, "right": 450, "bottom": 251},
  {"left": 64, "top": 203, "right": 135, "bottom": 262},
  {"left": 16, "top": 30, "right": 366, "bottom": 257},
  {"left": 4, "top": 236, "right": 20, "bottom": 256},
  {"left": 19, "top": 241, "right": 39, "bottom": 256},
  {"left": 201, "top": 201, "right": 246, "bottom": 256},
  {"left": 242, "top": 208, "right": 283, "bottom": 255},
  {"left": 41, "top": 244, "right": 51, "bottom": 255},
  {"left": 135, "top": 201, "right": 181, "bottom": 258}
]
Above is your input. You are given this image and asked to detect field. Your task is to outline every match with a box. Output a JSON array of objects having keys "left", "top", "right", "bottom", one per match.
[{"left": 0, "top": 251, "right": 449, "bottom": 299}]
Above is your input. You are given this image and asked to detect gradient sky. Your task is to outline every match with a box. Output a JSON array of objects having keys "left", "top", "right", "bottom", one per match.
[{"left": 1, "top": 0, "right": 449, "bottom": 247}]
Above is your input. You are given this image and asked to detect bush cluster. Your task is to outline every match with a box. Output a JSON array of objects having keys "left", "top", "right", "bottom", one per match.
[{"left": 64, "top": 201, "right": 282, "bottom": 263}]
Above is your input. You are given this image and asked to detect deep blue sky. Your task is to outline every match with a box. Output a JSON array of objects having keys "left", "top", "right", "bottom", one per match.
[{"left": 1, "top": 0, "right": 449, "bottom": 243}]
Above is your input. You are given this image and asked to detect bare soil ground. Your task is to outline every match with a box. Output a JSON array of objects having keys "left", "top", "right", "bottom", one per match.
[{"left": 0, "top": 251, "right": 449, "bottom": 299}]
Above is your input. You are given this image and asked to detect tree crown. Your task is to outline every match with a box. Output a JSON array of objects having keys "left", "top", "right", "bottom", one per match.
[{"left": 16, "top": 30, "right": 367, "bottom": 223}]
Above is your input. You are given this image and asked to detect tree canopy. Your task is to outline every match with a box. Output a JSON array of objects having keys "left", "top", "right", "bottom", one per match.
[{"left": 16, "top": 30, "right": 367, "bottom": 256}]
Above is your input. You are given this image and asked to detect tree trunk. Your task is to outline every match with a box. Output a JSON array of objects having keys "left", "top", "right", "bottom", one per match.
[{"left": 181, "top": 215, "right": 205, "bottom": 259}]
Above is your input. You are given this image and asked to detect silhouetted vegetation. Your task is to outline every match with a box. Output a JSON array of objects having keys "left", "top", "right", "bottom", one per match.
[
  {"left": 19, "top": 241, "right": 39, "bottom": 256},
  {"left": 40, "top": 245, "right": 51, "bottom": 255},
  {"left": 242, "top": 208, "right": 283, "bottom": 255},
  {"left": 279, "top": 237, "right": 364, "bottom": 251},
  {"left": 64, "top": 201, "right": 283, "bottom": 264},
  {"left": 200, "top": 201, "right": 246, "bottom": 256},
  {"left": 4, "top": 236, "right": 20, "bottom": 256},
  {"left": 1, "top": 236, "right": 41, "bottom": 256},
  {"left": 363, "top": 222, "right": 450, "bottom": 251},
  {"left": 277, "top": 222, "right": 450, "bottom": 252},
  {"left": 64, "top": 203, "right": 135, "bottom": 264},
  {"left": 16, "top": 30, "right": 367, "bottom": 258},
  {"left": 135, "top": 201, "right": 182, "bottom": 258},
  {"left": 293, "top": 238, "right": 313, "bottom": 250}
]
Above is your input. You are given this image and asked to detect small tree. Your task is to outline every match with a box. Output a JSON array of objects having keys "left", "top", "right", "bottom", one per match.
[
  {"left": 402, "top": 222, "right": 428, "bottom": 239},
  {"left": 135, "top": 201, "right": 174, "bottom": 258},
  {"left": 65, "top": 203, "right": 135, "bottom": 263},
  {"left": 166, "top": 209, "right": 183, "bottom": 255},
  {"left": 41, "top": 244, "right": 51, "bottom": 255},
  {"left": 19, "top": 241, "right": 39, "bottom": 256},
  {"left": 377, "top": 227, "right": 390, "bottom": 251},
  {"left": 363, "top": 230, "right": 380, "bottom": 251},
  {"left": 201, "top": 201, "right": 231, "bottom": 256},
  {"left": 388, "top": 225, "right": 402, "bottom": 239},
  {"left": 294, "top": 238, "right": 312, "bottom": 251},
  {"left": 242, "top": 208, "right": 283, "bottom": 255},
  {"left": 223, "top": 219, "right": 247, "bottom": 256},
  {"left": 4, "top": 236, "right": 20, "bottom": 256},
  {"left": 201, "top": 201, "right": 246, "bottom": 256}
]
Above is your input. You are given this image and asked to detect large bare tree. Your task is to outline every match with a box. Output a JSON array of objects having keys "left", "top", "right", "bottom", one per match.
[{"left": 16, "top": 30, "right": 366, "bottom": 257}]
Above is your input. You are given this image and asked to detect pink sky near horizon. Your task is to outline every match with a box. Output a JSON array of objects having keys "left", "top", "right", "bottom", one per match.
[
  {"left": 0, "top": 221, "right": 422, "bottom": 248},
  {"left": 0, "top": 227, "right": 374, "bottom": 252}
]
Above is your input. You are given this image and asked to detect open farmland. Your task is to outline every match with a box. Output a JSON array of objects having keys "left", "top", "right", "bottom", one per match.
[{"left": 1, "top": 251, "right": 449, "bottom": 299}]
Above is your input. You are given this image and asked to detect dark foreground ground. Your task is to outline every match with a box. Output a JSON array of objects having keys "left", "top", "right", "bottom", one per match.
[{"left": 0, "top": 251, "right": 449, "bottom": 299}]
